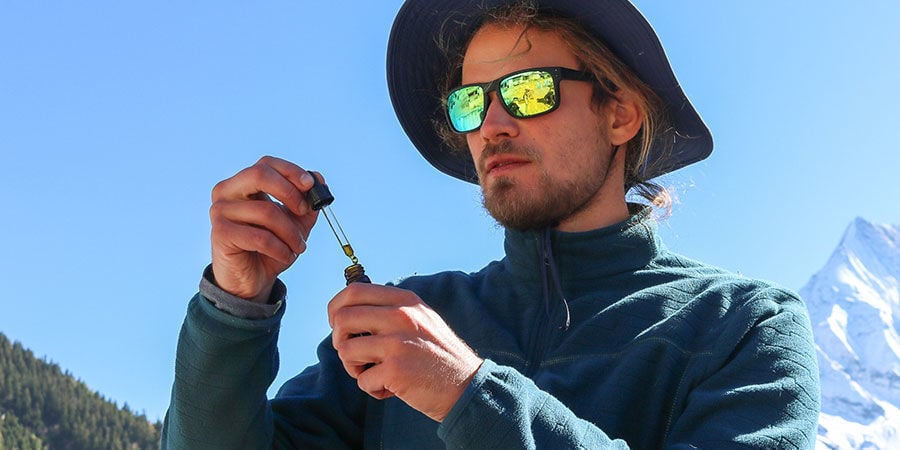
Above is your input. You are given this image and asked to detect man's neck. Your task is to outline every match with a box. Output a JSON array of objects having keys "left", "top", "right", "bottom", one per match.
[
  {"left": 555, "top": 169, "right": 630, "bottom": 232},
  {"left": 555, "top": 198, "right": 630, "bottom": 232}
]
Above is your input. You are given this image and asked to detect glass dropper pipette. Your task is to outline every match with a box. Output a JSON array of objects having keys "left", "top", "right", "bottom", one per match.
[{"left": 304, "top": 172, "right": 370, "bottom": 284}]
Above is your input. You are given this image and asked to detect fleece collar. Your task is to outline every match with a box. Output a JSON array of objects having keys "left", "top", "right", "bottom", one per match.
[{"left": 502, "top": 204, "right": 662, "bottom": 286}]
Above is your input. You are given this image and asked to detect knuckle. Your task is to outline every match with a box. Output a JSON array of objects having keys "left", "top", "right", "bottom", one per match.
[
  {"left": 244, "top": 165, "right": 267, "bottom": 186},
  {"left": 331, "top": 333, "right": 344, "bottom": 352},
  {"left": 297, "top": 238, "right": 308, "bottom": 254},
  {"left": 209, "top": 200, "right": 227, "bottom": 218},
  {"left": 399, "top": 290, "right": 422, "bottom": 305},
  {"left": 255, "top": 201, "right": 281, "bottom": 222},
  {"left": 343, "top": 282, "right": 366, "bottom": 296},
  {"left": 211, "top": 179, "right": 229, "bottom": 200},
  {"left": 331, "top": 309, "right": 346, "bottom": 329},
  {"left": 209, "top": 210, "right": 234, "bottom": 231},
  {"left": 356, "top": 376, "right": 370, "bottom": 392},
  {"left": 208, "top": 214, "right": 225, "bottom": 232},
  {"left": 332, "top": 309, "right": 355, "bottom": 334},
  {"left": 379, "top": 357, "right": 402, "bottom": 381},
  {"left": 247, "top": 227, "right": 272, "bottom": 248},
  {"left": 395, "top": 306, "right": 418, "bottom": 328}
]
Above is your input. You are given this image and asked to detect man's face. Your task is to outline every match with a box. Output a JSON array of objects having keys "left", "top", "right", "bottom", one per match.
[{"left": 461, "top": 24, "right": 617, "bottom": 232}]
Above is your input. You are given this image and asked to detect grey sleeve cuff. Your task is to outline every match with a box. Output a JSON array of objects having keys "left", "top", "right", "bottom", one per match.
[{"left": 199, "top": 264, "right": 286, "bottom": 320}]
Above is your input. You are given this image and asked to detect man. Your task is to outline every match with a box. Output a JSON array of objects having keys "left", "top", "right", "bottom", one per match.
[{"left": 163, "top": 1, "right": 820, "bottom": 448}]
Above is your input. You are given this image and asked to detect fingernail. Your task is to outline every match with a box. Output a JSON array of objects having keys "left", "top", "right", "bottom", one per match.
[{"left": 300, "top": 171, "right": 314, "bottom": 186}]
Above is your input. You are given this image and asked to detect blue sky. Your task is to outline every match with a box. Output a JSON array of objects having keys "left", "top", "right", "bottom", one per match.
[{"left": 1, "top": 2, "right": 898, "bottom": 422}]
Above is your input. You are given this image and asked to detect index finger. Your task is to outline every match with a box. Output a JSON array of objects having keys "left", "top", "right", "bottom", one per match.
[
  {"left": 213, "top": 155, "right": 317, "bottom": 216},
  {"left": 327, "top": 283, "right": 420, "bottom": 327}
]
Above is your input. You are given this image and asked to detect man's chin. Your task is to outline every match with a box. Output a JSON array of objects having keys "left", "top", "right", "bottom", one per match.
[
  {"left": 487, "top": 209, "right": 560, "bottom": 232},
  {"left": 482, "top": 192, "right": 560, "bottom": 231},
  {"left": 481, "top": 172, "right": 527, "bottom": 196}
]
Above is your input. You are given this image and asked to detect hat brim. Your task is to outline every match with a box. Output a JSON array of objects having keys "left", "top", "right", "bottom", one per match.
[{"left": 387, "top": 0, "right": 712, "bottom": 184}]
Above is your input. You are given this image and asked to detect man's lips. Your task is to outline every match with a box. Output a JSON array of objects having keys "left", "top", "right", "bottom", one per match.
[{"left": 483, "top": 156, "right": 530, "bottom": 176}]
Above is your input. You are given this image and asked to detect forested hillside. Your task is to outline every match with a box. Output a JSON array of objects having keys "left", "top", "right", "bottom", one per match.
[{"left": 0, "top": 332, "right": 161, "bottom": 449}]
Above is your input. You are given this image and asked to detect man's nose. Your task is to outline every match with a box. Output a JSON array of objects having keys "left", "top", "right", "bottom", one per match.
[{"left": 479, "top": 92, "right": 519, "bottom": 141}]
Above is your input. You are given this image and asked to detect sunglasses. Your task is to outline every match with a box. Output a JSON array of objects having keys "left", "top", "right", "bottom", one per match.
[{"left": 445, "top": 66, "right": 596, "bottom": 134}]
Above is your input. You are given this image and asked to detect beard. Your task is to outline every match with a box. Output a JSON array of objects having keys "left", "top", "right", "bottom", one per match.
[{"left": 478, "top": 140, "right": 611, "bottom": 231}]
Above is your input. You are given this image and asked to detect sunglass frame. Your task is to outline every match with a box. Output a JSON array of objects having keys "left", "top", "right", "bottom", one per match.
[{"left": 445, "top": 66, "right": 596, "bottom": 134}]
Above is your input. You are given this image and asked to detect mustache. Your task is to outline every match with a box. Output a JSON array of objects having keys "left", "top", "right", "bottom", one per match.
[
  {"left": 481, "top": 140, "right": 516, "bottom": 160},
  {"left": 478, "top": 141, "right": 538, "bottom": 171}
]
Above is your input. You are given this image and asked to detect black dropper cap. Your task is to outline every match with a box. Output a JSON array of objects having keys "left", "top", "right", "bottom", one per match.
[{"left": 305, "top": 172, "right": 334, "bottom": 210}]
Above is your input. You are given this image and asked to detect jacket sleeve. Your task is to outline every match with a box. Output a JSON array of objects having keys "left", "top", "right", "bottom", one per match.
[
  {"left": 160, "top": 284, "right": 367, "bottom": 449},
  {"left": 437, "top": 288, "right": 820, "bottom": 449},
  {"left": 664, "top": 288, "right": 821, "bottom": 449},
  {"left": 438, "top": 359, "right": 630, "bottom": 449}
]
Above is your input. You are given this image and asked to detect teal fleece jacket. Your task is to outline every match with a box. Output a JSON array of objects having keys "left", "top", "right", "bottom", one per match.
[{"left": 162, "top": 207, "right": 820, "bottom": 449}]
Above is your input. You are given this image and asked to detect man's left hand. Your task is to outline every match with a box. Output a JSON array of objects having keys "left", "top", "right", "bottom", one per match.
[{"left": 328, "top": 283, "right": 484, "bottom": 423}]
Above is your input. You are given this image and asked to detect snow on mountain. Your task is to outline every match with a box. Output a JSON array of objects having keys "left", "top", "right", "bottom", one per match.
[{"left": 800, "top": 217, "right": 900, "bottom": 449}]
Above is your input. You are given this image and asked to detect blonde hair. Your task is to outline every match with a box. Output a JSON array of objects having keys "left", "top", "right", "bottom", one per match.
[{"left": 437, "top": 1, "right": 675, "bottom": 211}]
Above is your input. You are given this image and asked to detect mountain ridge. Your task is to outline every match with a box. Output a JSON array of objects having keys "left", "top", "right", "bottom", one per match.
[
  {"left": 801, "top": 217, "right": 900, "bottom": 449},
  {"left": 0, "top": 332, "right": 161, "bottom": 449}
]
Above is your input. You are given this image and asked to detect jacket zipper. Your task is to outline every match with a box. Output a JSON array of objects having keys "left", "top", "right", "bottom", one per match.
[{"left": 524, "top": 230, "right": 566, "bottom": 377}]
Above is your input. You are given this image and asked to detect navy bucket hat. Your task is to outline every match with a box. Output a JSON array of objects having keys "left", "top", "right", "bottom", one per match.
[{"left": 386, "top": 0, "right": 713, "bottom": 184}]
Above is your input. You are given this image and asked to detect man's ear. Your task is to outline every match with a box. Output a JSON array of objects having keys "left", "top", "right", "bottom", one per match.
[{"left": 606, "top": 92, "right": 643, "bottom": 146}]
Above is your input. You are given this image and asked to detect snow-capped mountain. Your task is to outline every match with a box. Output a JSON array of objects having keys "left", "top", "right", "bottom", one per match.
[{"left": 800, "top": 217, "right": 900, "bottom": 449}]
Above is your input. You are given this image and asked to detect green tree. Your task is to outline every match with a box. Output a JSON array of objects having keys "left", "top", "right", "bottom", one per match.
[
  {"left": 0, "top": 411, "right": 47, "bottom": 450},
  {"left": 0, "top": 333, "right": 161, "bottom": 449}
]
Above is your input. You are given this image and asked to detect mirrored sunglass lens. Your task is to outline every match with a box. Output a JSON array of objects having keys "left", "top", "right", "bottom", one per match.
[
  {"left": 499, "top": 70, "right": 556, "bottom": 118},
  {"left": 447, "top": 86, "right": 485, "bottom": 132}
]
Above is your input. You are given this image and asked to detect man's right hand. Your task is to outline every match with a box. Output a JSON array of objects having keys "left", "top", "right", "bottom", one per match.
[{"left": 209, "top": 156, "right": 319, "bottom": 302}]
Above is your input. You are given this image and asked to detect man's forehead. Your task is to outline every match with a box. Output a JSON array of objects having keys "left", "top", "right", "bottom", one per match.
[
  {"left": 462, "top": 25, "right": 577, "bottom": 80},
  {"left": 463, "top": 25, "right": 530, "bottom": 73}
]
